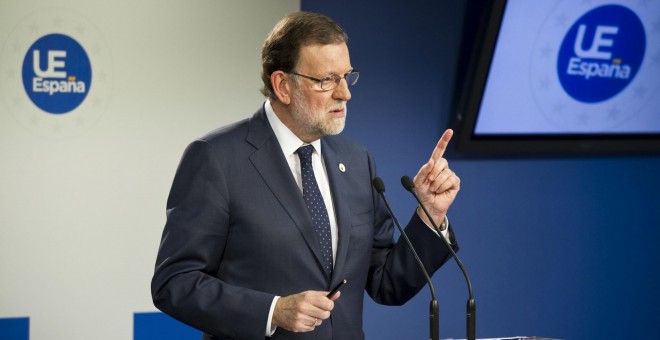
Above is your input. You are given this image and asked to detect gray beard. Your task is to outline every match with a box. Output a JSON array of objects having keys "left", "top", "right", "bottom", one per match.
[{"left": 290, "top": 89, "right": 346, "bottom": 139}]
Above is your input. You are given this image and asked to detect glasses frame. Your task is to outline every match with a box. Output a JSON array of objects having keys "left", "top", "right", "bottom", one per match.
[{"left": 289, "top": 70, "right": 359, "bottom": 91}]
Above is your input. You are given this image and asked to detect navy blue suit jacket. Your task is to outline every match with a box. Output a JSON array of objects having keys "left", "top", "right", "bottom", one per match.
[{"left": 151, "top": 105, "right": 458, "bottom": 339}]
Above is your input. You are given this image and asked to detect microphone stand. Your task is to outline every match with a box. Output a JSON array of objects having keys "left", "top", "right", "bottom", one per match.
[
  {"left": 373, "top": 178, "right": 439, "bottom": 340},
  {"left": 401, "top": 176, "right": 476, "bottom": 340}
]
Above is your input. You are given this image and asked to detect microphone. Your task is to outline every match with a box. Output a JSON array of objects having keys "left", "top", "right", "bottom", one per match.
[
  {"left": 372, "top": 177, "right": 439, "bottom": 340},
  {"left": 401, "top": 175, "right": 476, "bottom": 340}
]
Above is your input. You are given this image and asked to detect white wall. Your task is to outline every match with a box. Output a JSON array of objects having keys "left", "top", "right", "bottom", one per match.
[{"left": 0, "top": 1, "right": 299, "bottom": 339}]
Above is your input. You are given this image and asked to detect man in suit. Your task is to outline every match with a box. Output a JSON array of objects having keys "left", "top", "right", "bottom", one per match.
[{"left": 151, "top": 11, "right": 461, "bottom": 339}]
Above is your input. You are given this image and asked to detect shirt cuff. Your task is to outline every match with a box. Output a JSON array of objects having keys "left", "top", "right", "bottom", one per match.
[
  {"left": 417, "top": 210, "right": 450, "bottom": 242},
  {"left": 266, "top": 296, "right": 280, "bottom": 337},
  {"left": 437, "top": 216, "right": 451, "bottom": 243}
]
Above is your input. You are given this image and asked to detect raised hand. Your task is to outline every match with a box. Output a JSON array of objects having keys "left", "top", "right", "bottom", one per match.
[{"left": 412, "top": 129, "right": 460, "bottom": 228}]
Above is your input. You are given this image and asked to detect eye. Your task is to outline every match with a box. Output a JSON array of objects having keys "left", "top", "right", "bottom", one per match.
[{"left": 321, "top": 75, "right": 337, "bottom": 83}]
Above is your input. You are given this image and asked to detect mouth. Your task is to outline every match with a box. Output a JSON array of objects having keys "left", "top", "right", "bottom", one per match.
[{"left": 329, "top": 105, "right": 346, "bottom": 117}]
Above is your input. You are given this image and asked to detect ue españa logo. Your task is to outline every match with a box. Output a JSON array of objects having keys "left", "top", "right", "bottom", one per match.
[
  {"left": 22, "top": 33, "right": 92, "bottom": 114},
  {"left": 557, "top": 4, "right": 645, "bottom": 104}
]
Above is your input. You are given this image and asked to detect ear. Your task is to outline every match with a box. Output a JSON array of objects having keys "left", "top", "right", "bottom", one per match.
[{"left": 271, "top": 71, "right": 292, "bottom": 105}]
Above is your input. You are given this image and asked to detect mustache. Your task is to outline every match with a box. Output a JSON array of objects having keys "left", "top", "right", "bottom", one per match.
[{"left": 328, "top": 102, "right": 347, "bottom": 111}]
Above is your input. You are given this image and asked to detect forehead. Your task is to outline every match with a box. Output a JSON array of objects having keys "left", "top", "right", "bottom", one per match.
[{"left": 297, "top": 43, "right": 352, "bottom": 75}]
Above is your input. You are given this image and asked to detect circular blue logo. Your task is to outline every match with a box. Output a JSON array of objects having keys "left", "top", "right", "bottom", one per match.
[
  {"left": 22, "top": 33, "right": 92, "bottom": 114},
  {"left": 557, "top": 5, "right": 645, "bottom": 103}
]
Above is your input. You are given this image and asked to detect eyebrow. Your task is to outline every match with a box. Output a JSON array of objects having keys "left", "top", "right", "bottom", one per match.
[{"left": 325, "top": 69, "right": 354, "bottom": 77}]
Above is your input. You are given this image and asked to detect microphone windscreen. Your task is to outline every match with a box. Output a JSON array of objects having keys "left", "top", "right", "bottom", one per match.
[
  {"left": 372, "top": 177, "right": 386, "bottom": 193},
  {"left": 401, "top": 176, "right": 415, "bottom": 191}
]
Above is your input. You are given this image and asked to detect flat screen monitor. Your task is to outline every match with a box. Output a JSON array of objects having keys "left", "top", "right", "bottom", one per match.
[{"left": 455, "top": 0, "right": 660, "bottom": 155}]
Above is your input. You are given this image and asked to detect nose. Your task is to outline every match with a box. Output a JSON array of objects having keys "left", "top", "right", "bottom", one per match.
[{"left": 332, "top": 78, "right": 352, "bottom": 102}]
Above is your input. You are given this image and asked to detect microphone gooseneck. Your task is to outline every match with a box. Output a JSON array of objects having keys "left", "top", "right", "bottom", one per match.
[
  {"left": 372, "top": 177, "right": 439, "bottom": 340},
  {"left": 401, "top": 175, "right": 476, "bottom": 340}
]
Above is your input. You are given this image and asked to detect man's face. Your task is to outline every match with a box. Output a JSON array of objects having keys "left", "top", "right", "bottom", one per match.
[{"left": 287, "top": 42, "right": 353, "bottom": 142}]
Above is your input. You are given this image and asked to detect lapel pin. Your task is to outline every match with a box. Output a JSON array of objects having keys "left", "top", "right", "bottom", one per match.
[{"left": 338, "top": 163, "right": 346, "bottom": 172}]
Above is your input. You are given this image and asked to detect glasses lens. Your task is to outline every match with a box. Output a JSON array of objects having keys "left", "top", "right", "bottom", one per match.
[
  {"left": 318, "top": 72, "right": 359, "bottom": 91},
  {"left": 320, "top": 76, "right": 337, "bottom": 91},
  {"left": 346, "top": 72, "right": 359, "bottom": 86}
]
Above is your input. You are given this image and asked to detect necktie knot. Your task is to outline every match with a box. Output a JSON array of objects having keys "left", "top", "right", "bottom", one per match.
[{"left": 297, "top": 145, "right": 314, "bottom": 165}]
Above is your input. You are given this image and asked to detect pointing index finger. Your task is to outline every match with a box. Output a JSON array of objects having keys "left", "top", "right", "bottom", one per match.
[{"left": 430, "top": 129, "right": 454, "bottom": 162}]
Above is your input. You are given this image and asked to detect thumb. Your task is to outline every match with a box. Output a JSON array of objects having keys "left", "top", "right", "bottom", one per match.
[{"left": 329, "top": 291, "right": 341, "bottom": 301}]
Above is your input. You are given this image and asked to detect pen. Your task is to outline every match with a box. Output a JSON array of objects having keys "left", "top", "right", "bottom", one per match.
[{"left": 327, "top": 279, "right": 347, "bottom": 298}]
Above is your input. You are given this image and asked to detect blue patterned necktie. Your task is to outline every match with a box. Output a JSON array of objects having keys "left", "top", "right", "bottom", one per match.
[{"left": 296, "top": 145, "right": 333, "bottom": 275}]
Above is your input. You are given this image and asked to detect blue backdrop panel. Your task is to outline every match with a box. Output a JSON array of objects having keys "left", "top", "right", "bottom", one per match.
[
  {"left": 302, "top": 0, "right": 660, "bottom": 339},
  {"left": 134, "top": 312, "right": 201, "bottom": 340},
  {"left": 0, "top": 317, "right": 29, "bottom": 340}
]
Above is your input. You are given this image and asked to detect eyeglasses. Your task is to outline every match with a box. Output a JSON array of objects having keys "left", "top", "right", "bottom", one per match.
[{"left": 290, "top": 70, "right": 360, "bottom": 91}]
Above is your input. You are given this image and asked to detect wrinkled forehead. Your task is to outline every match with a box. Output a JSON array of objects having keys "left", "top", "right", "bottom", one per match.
[{"left": 295, "top": 43, "right": 352, "bottom": 75}]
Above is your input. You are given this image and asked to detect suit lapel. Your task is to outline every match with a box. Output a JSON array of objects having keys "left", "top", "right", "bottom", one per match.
[{"left": 246, "top": 107, "right": 330, "bottom": 279}]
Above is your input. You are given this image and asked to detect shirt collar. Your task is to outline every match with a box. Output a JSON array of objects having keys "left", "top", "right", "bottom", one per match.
[{"left": 265, "top": 100, "right": 322, "bottom": 157}]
